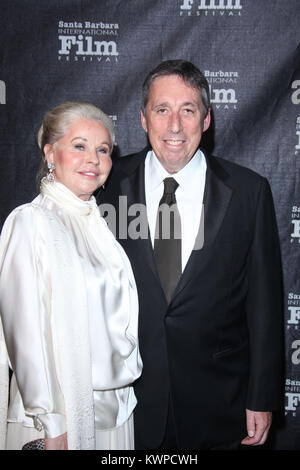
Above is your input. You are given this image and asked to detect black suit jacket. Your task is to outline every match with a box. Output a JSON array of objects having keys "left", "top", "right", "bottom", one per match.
[{"left": 100, "top": 148, "right": 283, "bottom": 449}]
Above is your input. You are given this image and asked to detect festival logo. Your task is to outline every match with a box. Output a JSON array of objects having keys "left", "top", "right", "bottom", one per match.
[
  {"left": 179, "top": 0, "right": 242, "bottom": 16},
  {"left": 204, "top": 70, "right": 238, "bottom": 110},
  {"left": 290, "top": 206, "right": 300, "bottom": 244},
  {"left": 295, "top": 117, "right": 300, "bottom": 155},
  {"left": 285, "top": 378, "right": 300, "bottom": 416},
  {"left": 109, "top": 115, "right": 118, "bottom": 144},
  {"left": 291, "top": 340, "right": 300, "bottom": 365},
  {"left": 57, "top": 20, "right": 119, "bottom": 63},
  {"left": 291, "top": 80, "right": 300, "bottom": 105},
  {"left": 0, "top": 80, "right": 6, "bottom": 104},
  {"left": 287, "top": 292, "right": 300, "bottom": 330}
]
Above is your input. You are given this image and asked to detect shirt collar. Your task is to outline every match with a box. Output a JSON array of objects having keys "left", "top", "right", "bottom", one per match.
[{"left": 147, "top": 149, "right": 206, "bottom": 191}]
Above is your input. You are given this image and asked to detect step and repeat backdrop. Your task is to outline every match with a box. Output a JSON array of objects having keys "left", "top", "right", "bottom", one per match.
[{"left": 0, "top": 0, "right": 299, "bottom": 449}]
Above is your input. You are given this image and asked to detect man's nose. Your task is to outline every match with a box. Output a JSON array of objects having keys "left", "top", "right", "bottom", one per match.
[{"left": 168, "top": 112, "right": 182, "bottom": 134}]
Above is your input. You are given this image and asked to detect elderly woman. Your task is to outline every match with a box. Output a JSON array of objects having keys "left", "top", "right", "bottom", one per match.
[{"left": 0, "top": 102, "right": 142, "bottom": 450}]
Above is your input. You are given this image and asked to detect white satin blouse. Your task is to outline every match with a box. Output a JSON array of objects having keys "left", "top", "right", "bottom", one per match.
[{"left": 0, "top": 179, "right": 142, "bottom": 441}]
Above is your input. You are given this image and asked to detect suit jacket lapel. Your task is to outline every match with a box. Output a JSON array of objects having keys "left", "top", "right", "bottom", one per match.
[
  {"left": 201, "top": 153, "right": 233, "bottom": 250},
  {"left": 119, "top": 149, "right": 146, "bottom": 207},
  {"left": 119, "top": 149, "right": 161, "bottom": 284},
  {"left": 172, "top": 152, "right": 233, "bottom": 301}
]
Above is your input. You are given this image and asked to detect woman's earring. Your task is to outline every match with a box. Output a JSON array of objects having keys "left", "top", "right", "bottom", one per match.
[{"left": 47, "top": 162, "right": 55, "bottom": 182}]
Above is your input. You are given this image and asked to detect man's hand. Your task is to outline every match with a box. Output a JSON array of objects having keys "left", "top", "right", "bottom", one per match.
[
  {"left": 241, "top": 409, "right": 272, "bottom": 446},
  {"left": 45, "top": 432, "right": 68, "bottom": 450}
]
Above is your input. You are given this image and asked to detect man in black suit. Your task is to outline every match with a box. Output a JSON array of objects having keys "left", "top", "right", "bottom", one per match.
[{"left": 100, "top": 60, "right": 283, "bottom": 450}]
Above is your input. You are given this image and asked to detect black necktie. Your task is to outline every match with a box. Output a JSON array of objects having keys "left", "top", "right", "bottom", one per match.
[{"left": 154, "top": 177, "right": 182, "bottom": 303}]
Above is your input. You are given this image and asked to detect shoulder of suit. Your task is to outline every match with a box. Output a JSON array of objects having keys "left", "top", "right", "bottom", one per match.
[
  {"left": 211, "top": 154, "right": 267, "bottom": 185},
  {"left": 111, "top": 147, "right": 148, "bottom": 173},
  {"left": 111, "top": 148, "right": 268, "bottom": 186},
  {"left": 114, "top": 147, "right": 148, "bottom": 164}
]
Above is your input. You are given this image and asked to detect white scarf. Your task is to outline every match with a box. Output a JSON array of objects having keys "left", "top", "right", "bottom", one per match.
[{"left": 0, "top": 318, "right": 8, "bottom": 449}]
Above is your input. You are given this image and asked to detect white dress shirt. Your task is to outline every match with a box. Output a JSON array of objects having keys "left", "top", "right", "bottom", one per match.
[{"left": 144, "top": 149, "right": 207, "bottom": 271}]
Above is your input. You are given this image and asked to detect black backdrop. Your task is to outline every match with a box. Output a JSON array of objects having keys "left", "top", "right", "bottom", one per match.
[{"left": 0, "top": 0, "right": 300, "bottom": 450}]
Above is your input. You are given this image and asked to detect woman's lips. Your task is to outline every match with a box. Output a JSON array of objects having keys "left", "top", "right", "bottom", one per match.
[{"left": 78, "top": 171, "right": 99, "bottom": 178}]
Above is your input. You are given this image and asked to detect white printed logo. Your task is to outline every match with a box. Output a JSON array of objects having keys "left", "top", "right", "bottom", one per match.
[
  {"left": 0, "top": 80, "right": 6, "bottom": 104},
  {"left": 57, "top": 20, "right": 119, "bottom": 63},
  {"left": 109, "top": 115, "right": 117, "bottom": 124},
  {"left": 205, "top": 71, "right": 238, "bottom": 110},
  {"left": 286, "top": 392, "right": 300, "bottom": 414},
  {"left": 291, "top": 220, "right": 300, "bottom": 240},
  {"left": 180, "top": 0, "right": 242, "bottom": 16},
  {"left": 285, "top": 378, "right": 300, "bottom": 416},
  {"left": 287, "top": 306, "right": 300, "bottom": 326},
  {"left": 109, "top": 115, "right": 118, "bottom": 144},
  {"left": 291, "top": 80, "right": 300, "bottom": 105},
  {"left": 291, "top": 340, "right": 300, "bottom": 365},
  {"left": 290, "top": 206, "right": 300, "bottom": 243},
  {"left": 287, "top": 293, "right": 300, "bottom": 331},
  {"left": 291, "top": 206, "right": 300, "bottom": 243},
  {"left": 295, "top": 117, "right": 300, "bottom": 155}
]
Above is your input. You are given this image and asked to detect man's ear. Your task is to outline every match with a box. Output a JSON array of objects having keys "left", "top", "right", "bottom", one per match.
[
  {"left": 203, "top": 108, "right": 211, "bottom": 132},
  {"left": 140, "top": 109, "right": 148, "bottom": 133}
]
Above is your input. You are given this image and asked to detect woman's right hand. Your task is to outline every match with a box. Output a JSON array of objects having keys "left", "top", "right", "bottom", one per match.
[{"left": 45, "top": 432, "right": 68, "bottom": 450}]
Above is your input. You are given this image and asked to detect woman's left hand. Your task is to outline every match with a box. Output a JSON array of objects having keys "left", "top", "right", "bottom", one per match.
[{"left": 45, "top": 432, "right": 68, "bottom": 450}]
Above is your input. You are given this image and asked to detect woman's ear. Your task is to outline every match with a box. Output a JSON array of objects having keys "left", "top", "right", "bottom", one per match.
[{"left": 43, "top": 144, "right": 54, "bottom": 163}]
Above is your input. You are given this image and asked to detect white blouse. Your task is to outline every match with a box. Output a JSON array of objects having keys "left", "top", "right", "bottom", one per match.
[{"left": 0, "top": 179, "right": 142, "bottom": 446}]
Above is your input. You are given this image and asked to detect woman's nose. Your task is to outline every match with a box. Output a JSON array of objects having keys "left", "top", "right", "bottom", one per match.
[{"left": 87, "top": 150, "right": 100, "bottom": 164}]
